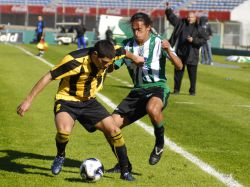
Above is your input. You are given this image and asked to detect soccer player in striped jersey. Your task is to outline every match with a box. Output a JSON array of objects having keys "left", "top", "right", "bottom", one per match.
[
  {"left": 16, "top": 40, "right": 144, "bottom": 181},
  {"left": 106, "top": 12, "right": 183, "bottom": 172}
]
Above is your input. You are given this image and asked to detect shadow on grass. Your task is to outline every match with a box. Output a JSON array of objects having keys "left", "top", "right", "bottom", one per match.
[
  {"left": 0, "top": 149, "right": 81, "bottom": 177},
  {"left": 65, "top": 175, "right": 119, "bottom": 183}
]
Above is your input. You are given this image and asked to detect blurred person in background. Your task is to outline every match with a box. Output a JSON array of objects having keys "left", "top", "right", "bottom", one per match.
[
  {"left": 36, "top": 16, "right": 45, "bottom": 43},
  {"left": 75, "top": 22, "right": 87, "bottom": 49},
  {"left": 200, "top": 16, "right": 213, "bottom": 65},
  {"left": 105, "top": 26, "right": 115, "bottom": 45},
  {"left": 165, "top": 2, "right": 207, "bottom": 96},
  {"left": 36, "top": 16, "right": 46, "bottom": 57}
]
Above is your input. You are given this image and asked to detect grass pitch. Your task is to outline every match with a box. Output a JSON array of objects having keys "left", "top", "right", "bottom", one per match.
[{"left": 0, "top": 43, "right": 249, "bottom": 187}]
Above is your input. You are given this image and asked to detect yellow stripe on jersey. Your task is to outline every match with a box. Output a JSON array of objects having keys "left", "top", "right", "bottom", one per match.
[
  {"left": 50, "top": 47, "right": 126, "bottom": 102},
  {"left": 114, "top": 45, "right": 126, "bottom": 61}
]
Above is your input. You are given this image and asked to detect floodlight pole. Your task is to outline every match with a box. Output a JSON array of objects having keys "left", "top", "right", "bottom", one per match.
[
  {"left": 127, "top": 0, "right": 130, "bottom": 16},
  {"left": 62, "top": 0, "right": 65, "bottom": 23},
  {"left": 96, "top": 0, "right": 99, "bottom": 30},
  {"left": 25, "top": 0, "right": 29, "bottom": 27},
  {"left": 0, "top": 5, "right": 2, "bottom": 24},
  {"left": 54, "top": 6, "right": 57, "bottom": 29}
]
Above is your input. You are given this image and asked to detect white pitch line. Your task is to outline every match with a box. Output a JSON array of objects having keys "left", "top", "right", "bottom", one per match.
[
  {"left": 107, "top": 74, "right": 133, "bottom": 87},
  {"left": 233, "top": 105, "right": 250, "bottom": 108},
  {"left": 97, "top": 93, "right": 243, "bottom": 187},
  {"left": 14, "top": 45, "right": 243, "bottom": 187}
]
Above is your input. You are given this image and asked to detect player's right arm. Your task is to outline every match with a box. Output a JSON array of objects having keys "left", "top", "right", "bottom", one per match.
[
  {"left": 162, "top": 40, "right": 183, "bottom": 70},
  {"left": 16, "top": 71, "right": 52, "bottom": 117},
  {"left": 165, "top": 3, "right": 181, "bottom": 26}
]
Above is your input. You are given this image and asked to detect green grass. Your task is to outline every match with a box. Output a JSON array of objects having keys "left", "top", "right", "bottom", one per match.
[{"left": 0, "top": 43, "right": 249, "bottom": 187}]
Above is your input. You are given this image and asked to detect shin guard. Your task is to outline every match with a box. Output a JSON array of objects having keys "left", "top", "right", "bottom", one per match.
[
  {"left": 153, "top": 122, "right": 165, "bottom": 148},
  {"left": 55, "top": 131, "right": 69, "bottom": 157},
  {"left": 110, "top": 131, "right": 129, "bottom": 174}
]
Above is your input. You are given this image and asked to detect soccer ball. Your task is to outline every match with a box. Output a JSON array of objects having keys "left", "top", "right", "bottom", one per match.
[{"left": 80, "top": 158, "right": 104, "bottom": 182}]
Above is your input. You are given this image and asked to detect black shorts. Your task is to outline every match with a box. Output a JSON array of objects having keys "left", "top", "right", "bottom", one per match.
[
  {"left": 54, "top": 99, "right": 110, "bottom": 133},
  {"left": 113, "top": 86, "right": 170, "bottom": 124}
]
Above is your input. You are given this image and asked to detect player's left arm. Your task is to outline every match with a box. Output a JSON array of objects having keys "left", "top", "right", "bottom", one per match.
[
  {"left": 125, "top": 50, "right": 144, "bottom": 66},
  {"left": 162, "top": 39, "right": 183, "bottom": 70},
  {"left": 114, "top": 45, "right": 144, "bottom": 66}
]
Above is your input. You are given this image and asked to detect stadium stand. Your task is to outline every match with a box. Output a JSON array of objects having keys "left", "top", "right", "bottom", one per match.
[
  {"left": 0, "top": 0, "right": 247, "bottom": 12},
  {"left": 0, "top": 0, "right": 187, "bottom": 10},
  {"left": 0, "top": 0, "right": 249, "bottom": 49},
  {"left": 186, "top": 0, "right": 247, "bottom": 11},
  {"left": 58, "top": 0, "right": 187, "bottom": 10},
  {"left": 0, "top": 0, "right": 51, "bottom": 5}
]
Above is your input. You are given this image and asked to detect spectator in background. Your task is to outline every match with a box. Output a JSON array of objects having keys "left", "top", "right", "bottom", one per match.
[
  {"left": 200, "top": 16, "right": 213, "bottom": 65},
  {"left": 36, "top": 16, "right": 46, "bottom": 57},
  {"left": 36, "top": 16, "right": 45, "bottom": 43},
  {"left": 105, "top": 26, "right": 115, "bottom": 45},
  {"left": 165, "top": 3, "right": 207, "bottom": 96},
  {"left": 75, "top": 23, "right": 87, "bottom": 49}
]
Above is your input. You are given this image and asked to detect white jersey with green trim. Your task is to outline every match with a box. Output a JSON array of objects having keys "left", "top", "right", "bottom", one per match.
[{"left": 115, "top": 34, "right": 175, "bottom": 89}]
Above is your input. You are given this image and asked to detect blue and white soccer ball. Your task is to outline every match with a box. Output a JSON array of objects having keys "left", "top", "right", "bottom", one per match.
[{"left": 80, "top": 158, "right": 104, "bottom": 182}]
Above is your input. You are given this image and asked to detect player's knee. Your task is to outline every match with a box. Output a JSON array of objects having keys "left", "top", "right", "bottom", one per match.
[
  {"left": 56, "top": 131, "right": 70, "bottom": 143},
  {"left": 147, "top": 105, "right": 160, "bottom": 117}
]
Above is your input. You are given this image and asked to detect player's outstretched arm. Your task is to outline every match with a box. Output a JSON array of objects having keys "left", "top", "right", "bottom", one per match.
[
  {"left": 17, "top": 71, "right": 52, "bottom": 117},
  {"left": 125, "top": 50, "right": 145, "bottom": 66},
  {"left": 162, "top": 40, "right": 183, "bottom": 70}
]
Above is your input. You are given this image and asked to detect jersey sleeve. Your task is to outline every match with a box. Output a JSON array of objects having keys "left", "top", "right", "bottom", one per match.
[
  {"left": 50, "top": 54, "right": 83, "bottom": 80},
  {"left": 113, "top": 45, "right": 126, "bottom": 70},
  {"left": 114, "top": 45, "right": 126, "bottom": 60},
  {"left": 164, "top": 46, "right": 177, "bottom": 60}
]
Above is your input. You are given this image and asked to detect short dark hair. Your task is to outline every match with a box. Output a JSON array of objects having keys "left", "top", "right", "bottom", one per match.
[
  {"left": 94, "top": 40, "right": 115, "bottom": 59},
  {"left": 130, "top": 12, "right": 152, "bottom": 27}
]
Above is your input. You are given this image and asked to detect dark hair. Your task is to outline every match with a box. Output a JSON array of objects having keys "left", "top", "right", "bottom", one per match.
[
  {"left": 94, "top": 40, "right": 115, "bottom": 59},
  {"left": 130, "top": 12, "right": 152, "bottom": 27}
]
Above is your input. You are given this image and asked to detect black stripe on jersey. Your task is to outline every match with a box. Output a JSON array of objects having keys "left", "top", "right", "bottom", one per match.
[
  {"left": 69, "top": 48, "right": 92, "bottom": 58},
  {"left": 96, "top": 76, "right": 103, "bottom": 88},
  {"left": 51, "top": 59, "right": 82, "bottom": 79},
  {"left": 83, "top": 63, "right": 98, "bottom": 97},
  {"left": 83, "top": 79, "right": 92, "bottom": 97},
  {"left": 69, "top": 74, "right": 81, "bottom": 96},
  {"left": 90, "top": 62, "right": 98, "bottom": 77},
  {"left": 69, "top": 67, "right": 85, "bottom": 96},
  {"left": 58, "top": 79, "right": 63, "bottom": 87}
]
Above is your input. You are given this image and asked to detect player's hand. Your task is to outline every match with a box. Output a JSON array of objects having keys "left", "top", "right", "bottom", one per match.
[
  {"left": 187, "top": 36, "right": 193, "bottom": 43},
  {"left": 161, "top": 40, "right": 171, "bottom": 50},
  {"left": 133, "top": 56, "right": 145, "bottom": 67},
  {"left": 17, "top": 100, "right": 31, "bottom": 117}
]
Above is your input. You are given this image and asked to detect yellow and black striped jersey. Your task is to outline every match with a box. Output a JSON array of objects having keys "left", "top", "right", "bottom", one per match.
[{"left": 50, "top": 46, "right": 126, "bottom": 102}]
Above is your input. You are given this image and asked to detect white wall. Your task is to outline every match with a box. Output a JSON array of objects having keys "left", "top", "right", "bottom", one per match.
[
  {"left": 231, "top": 0, "right": 250, "bottom": 46},
  {"left": 98, "top": 15, "right": 125, "bottom": 40}
]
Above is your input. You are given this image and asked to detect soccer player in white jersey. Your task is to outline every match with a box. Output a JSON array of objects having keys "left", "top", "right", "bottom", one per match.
[{"left": 107, "top": 12, "right": 183, "bottom": 172}]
